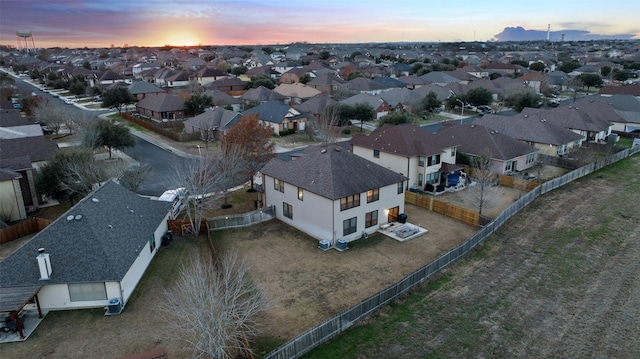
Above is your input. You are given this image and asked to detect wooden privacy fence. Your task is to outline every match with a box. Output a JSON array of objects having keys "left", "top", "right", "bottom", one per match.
[
  {"left": 121, "top": 113, "right": 201, "bottom": 142},
  {"left": 0, "top": 217, "right": 52, "bottom": 245},
  {"left": 262, "top": 146, "right": 640, "bottom": 359},
  {"left": 405, "top": 191, "right": 480, "bottom": 227}
]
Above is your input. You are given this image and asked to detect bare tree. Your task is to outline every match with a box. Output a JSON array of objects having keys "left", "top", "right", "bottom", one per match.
[
  {"left": 118, "top": 163, "right": 151, "bottom": 193},
  {"left": 308, "top": 104, "right": 342, "bottom": 146},
  {"left": 172, "top": 147, "right": 245, "bottom": 233},
  {"left": 32, "top": 104, "right": 74, "bottom": 134},
  {"left": 464, "top": 154, "right": 499, "bottom": 216},
  {"left": 158, "top": 251, "right": 266, "bottom": 359}
]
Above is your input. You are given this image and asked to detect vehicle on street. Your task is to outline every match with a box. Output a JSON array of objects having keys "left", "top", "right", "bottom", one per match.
[{"left": 64, "top": 99, "right": 74, "bottom": 105}]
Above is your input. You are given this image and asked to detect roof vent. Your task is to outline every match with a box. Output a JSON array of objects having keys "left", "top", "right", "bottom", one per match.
[
  {"left": 74, "top": 214, "right": 82, "bottom": 221},
  {"left": 334, "top": 147, "right": 341, "bottom": 152},
  {"left": 524, "top": 114, "right": 528, "bottom": 118},
  {"left": 66, "top": 215, "right": 74, "bottom": 221},
  {"left": 92, "top": 198, "right": 99, "bottom": 203},
  {"left": 321, "top": 149, "right": 327, "bottom": 153},
  {"left": 37, "top": 248, "right": 52, "bottom": 280}
]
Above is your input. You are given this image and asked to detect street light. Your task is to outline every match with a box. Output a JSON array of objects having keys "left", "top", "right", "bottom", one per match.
[
  {"left": 455, "top": 99, "right": 464, "bottom": 117},
  {"left": 197, "top": 145, "right": 202, "bottom": 156}
]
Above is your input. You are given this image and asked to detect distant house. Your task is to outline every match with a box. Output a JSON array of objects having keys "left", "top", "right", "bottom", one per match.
[
  {"left": 437, "top": 124, "right": 539, "bottom": 175},
  {"left": 261, "top": 144, "right": 408, "bottom": 243},
  {"left": 272, "top": 83, "right": 322, "bottom": 105},
  {"left": 340, "top": 93, "right": 391, "bottom": 120},
  {"left": 191, "top": 67, "right": 228, "bottom": 86},
  {"left": 241, "top": 86, "right": 285, "bottom": 106},
  {"left": 587, "top": 95, "right": 640, "bottom": 133},
  {"left": 183, "top": 107, "right": 242, "bottom": 140},
  {"left": 128, "top": 81, "right": 165, "bottom": 101},
  {"left": 350, "top": 124, "right": 460, "bottom": 191},
  {"left": 206, "top": 77, "right": 247, "bottom": 95},
  {"left": 242, "top": 100, "right": 307, "bottom": 134},
  {"left": 0, "top": 156, "right": 40, "bottom": 220},
  {"left": 136, "top": 93, "right": 185, "bottom": 121},
  {"left": 0, "top": 181, "right": 172, "bottom": 312},
  {"left": 473, "top": 113, "right": 584, "bottom": 157},
  {"left": 526, "top": 102, "right": 613, "bottom": 142},
  {"left": 307, "top": 73, "right": 346, "bottom": 95},
  {"left": 294, "top": 95, "right": 335, "bottom": 118}
]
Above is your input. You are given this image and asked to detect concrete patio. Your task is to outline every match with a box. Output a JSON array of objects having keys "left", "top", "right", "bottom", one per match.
[
  {"left": 0, "top": 310, "right": 48, "bottom": 343},
  {"left": 378, "top": 222, "right": 428, "bottom": 242}
]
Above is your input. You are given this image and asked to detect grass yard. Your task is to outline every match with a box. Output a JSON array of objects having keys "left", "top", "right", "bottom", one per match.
[{"left": 302, "top": 154, "right": 640, "bottom": 359}]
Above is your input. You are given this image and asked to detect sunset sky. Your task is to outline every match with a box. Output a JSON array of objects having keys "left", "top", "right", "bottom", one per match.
[{"left": 1, "top": 0, "right": 638, "bottom": 48}]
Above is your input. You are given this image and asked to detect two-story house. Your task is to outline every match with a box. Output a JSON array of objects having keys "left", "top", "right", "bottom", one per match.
[
  {"left": 261, "top": 144, "right": 408, "bottom": 244},
  {"left": 350, "top": 124, "right": 460, "bottom": 191}
]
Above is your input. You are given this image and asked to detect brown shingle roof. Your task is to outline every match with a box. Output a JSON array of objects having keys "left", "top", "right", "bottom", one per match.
[{"left": 437, "top": 124, "right": 538, "bottom": 160}]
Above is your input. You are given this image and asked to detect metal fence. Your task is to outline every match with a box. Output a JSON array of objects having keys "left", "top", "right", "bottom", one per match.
[
  {"left": 208, "top": 205, "right": 276, "bottom": 230},
  {"left": 262, "top": 146, "right": 639, "bottom": 359}
]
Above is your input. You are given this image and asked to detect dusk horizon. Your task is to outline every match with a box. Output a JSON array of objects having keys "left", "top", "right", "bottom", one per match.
[{"left": 1, "top": 0, "right": 639, "bottom": 49}]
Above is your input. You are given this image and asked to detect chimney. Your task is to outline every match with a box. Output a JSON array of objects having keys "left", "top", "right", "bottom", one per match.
[{"left": 37, "top": 248, "right": 52, "bottom": 280}]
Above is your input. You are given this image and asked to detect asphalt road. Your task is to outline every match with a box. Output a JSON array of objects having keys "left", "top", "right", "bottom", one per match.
[
  {"left": 10, "top": 75, "right": 183, "bottom": 197},
  {"left": 122, "top": 137, "right": 184, "bottom": 197}
]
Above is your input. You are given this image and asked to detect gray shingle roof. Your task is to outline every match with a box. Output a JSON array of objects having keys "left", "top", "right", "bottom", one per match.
[
  {"left": 0, "top": 136, "right": 58, "bottom": 163},
  {"left": 437, "top": 124, "right": 538, "bottom": 160},
  {"left": 261, "top": 144, "right": 407, "bottom": 200},
  {"left": 473, "top": 113, "right": 584, "bottom": 146},
  {"left": 128, "top": 80, "right": 164, "bottom": 95},
  {"left": 136, "top": 93, "right": 184, "bottom": 112},
  {"left": 0, "top": 181, "right": 171, "bottom": 287},
  {"left": 242, "top": 101, "right": 302, "bottom": 124}
]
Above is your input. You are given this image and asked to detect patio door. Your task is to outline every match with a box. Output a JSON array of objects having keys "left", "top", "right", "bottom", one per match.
[{"left": 388, "top": 206, "right": 399, "bottom": 223}]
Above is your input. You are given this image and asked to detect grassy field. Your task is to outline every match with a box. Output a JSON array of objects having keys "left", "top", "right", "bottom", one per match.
[{"left": 301, "top": 154, "right": 640, "bottom": 359}]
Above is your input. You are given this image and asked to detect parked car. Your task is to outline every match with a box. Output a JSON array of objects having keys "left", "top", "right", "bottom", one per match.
[{"left": 64, "top": 99, "right": 74, "bottom": 105}]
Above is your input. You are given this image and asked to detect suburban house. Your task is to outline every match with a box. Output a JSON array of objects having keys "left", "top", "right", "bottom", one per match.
[
  {"left": 437, "top": 124, "right": 539, "bottom": 175},
  {"left": 0, "top": 181, "right": 172, "bottom": 314},
  {"left": 340, "top": 93, "right": 391, "bottom": 120},
  {"left": 473, "top": 113, "right": 584, "bottom": 157},
  {"left": 191, "top": 67, "right": 228, "bottom": 86},
  {"left": 260, "top": 144, "right": 408, "bottom": 243},
  {"left": 128, "top": 81, "right": 165, "bottom": 101},
  {"left": 523, "top": 102, "right": 613, "bottom": 143},
  {"left": 272, "top": 83, "right": 322, "bottom": 105},
  {"left": 135, "top": 92, "right": 185, "bottom": 121},
  {"left": 588, "top": 95, "right": 640, "bottom": 134},
  {"left": 350, "top": 124, "right": 460, "bottom": 191},
  {"left": 241, "top": 86, "right": 286, "bottom": 106},
  {"left": 183, "top": 107, "right": 242, "bottom": 141},
  {"left": 242, "top": 100, "right": 307, "bottom": 134},
  {"left": 0, "top": 156, "right": 40, "bottom": 221}
]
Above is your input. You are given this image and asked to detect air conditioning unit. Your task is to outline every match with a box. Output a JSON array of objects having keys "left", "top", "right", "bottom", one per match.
[{"left": 106, "top": 298, "right": 123, "bottom": 315}]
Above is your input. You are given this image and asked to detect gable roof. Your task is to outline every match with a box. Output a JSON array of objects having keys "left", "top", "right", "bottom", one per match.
[
  {"left": 525, "top": 102, "right": 614, "bottom": 132},
  {"left": 294, "top": 95, "right": 335, "bottom": 115},
  {"left": 0, "top": 136, "right": 58, "bottom": 163},
  {"left": 261, "top": 144, "right": 407, "bottom": 200},
  {"left": 419, "top": 71, "right": 460, "bottom": 84},
  {"left": 136, "top": 92, "right": 184, "bottom": 112},
  {"left": 437, "top": 124, "right": 538, "bottom": 160},
  {"left": 128, "top": 80, "right": 165, "bottom": 95},
  {"left": 0, "top": 124, "right": 43, "bottom": 139},
  {"left": 241, "top": 86, "right": 285, "bottom": 102},
  {"left": 350, "top": 123, "right": 455, "bottom": 158},
  {"left": 242, "top": 100, "right": 303, "bottom": 124},
  {"left": 0, "top": 181, "right": 171, "bottom": 287},
  {"left": 184, "top": 107, "right": 242, "bottom": 131},
  {"left": 473, "top": 113, "right": 584, "bottom": 146},
  {"left": 0, "top": 110, "right": 30, "bottom": 127},
  {"left": 273, "top": 82, "right": 322, "bottom": 99}
]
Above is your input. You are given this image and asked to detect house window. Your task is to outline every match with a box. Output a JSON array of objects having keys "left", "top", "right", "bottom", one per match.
[
  {"left": 298, "top": 187, "right": 303, "bottom": 201},
  {"left": 274, "top": 178, "right": 284, "bottom": 193},
  {"left": 343, "top": 217, "right": 357, "bottom": 236},
  {"left": 149, "top": 235, "right": 156, "bottom": 253},
  {"left": 283, "top": 202, "right": 293, "bottom": 219},
  {"left": 340, "top": 194, "right": 360, "bottom": 211},
  {"left": 365, "top": 210, "right": 378, "bottom": 228},
  {"left": 418, "top": 156, "right": 425, "bottom": 167},
  {"left": 418, "top": 174, "right": 423, "bottom": 186},
  {"left": 283, "top": 122, "right": 289, "bottom": 130},
  {"left": 526, "top": 153, "right": 535, "bottom": 164},
  {"left": 427, "top": 154, "right": 441, "bottom": 166},
  {"left": 451, "top": 147, "right": 456, "bottom": 158},
  {"left": 68, "top": 283, "right": 107, "bottom": 302},
  {"left": 426, "top": 172, "right": 438, "bottom": 184},
  {"left": 366, "top": 188, "right": 379, "bottom": 203},
  {"left": 397, "top": 182, "right": 404, "bottom": 194},
  {"left": 373, "top": 149, "right": 380, "bottom": 158}
]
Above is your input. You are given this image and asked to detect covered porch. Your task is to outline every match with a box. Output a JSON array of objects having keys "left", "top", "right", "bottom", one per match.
[{"left": 0, "top": 286, "right": 48, "bottom": 343}]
